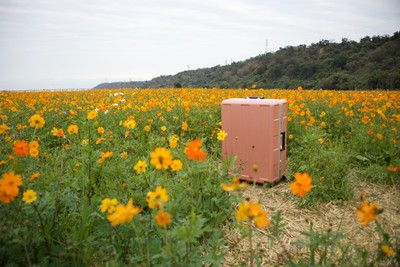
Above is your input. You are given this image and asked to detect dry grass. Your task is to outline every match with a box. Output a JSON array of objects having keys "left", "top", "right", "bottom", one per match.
[{"left": 221, "top": 178, "right": 400, "bottom": 266}]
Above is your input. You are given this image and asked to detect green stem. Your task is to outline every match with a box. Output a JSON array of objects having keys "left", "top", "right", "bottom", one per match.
[
  {"left": 33, "top": 203, "right": 51, "bottom": 251},
  {"left": 249, "top": 221, "right": 254, "bottom": 267},
  {"left": 131, "top": 221, "right": 146, "bottom": 264},
  {"left": 22, "top": 239, "right": 32, "bottom": 267},
  {"left": 145, "top": 226, "right": 150, "bottom": 267},
  {"left": 31, "top": 127, "right": 37, "bottom": 141}
]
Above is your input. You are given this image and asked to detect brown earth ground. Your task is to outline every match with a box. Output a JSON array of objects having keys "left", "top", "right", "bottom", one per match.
[{"left": 221, "top": 176, "right": 400, "bottom": 266}]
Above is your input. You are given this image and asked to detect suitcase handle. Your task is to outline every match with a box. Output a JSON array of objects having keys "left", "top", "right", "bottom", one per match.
[
  {"left": 280, "top": 132, "right": 286, "bottom": 151},
  {"left": 246, "top": 96, "right": 264, "bottom": 99}
]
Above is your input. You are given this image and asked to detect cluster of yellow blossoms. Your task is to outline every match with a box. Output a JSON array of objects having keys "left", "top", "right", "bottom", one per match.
[{"left": 101, "top": 185, "right": 172, "bottom": 228}]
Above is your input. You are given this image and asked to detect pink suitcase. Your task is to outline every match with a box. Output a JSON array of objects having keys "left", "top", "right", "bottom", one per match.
[{"left": 221, "top": 98, "right": 287, "bottom": 183}]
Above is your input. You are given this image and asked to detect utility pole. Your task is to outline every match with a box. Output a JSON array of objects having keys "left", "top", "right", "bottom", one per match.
[{"left": 265, "top": 39, "right": 269, "bottom": 54}]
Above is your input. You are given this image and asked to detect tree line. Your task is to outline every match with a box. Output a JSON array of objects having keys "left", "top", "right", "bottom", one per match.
[{"left": 94, "top": 32, "right": 400, "bottom": 90}]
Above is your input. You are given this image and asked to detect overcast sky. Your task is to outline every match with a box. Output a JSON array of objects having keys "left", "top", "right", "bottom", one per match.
[{"left": 0, "top": 0, "right": 399, "bottom": 90}]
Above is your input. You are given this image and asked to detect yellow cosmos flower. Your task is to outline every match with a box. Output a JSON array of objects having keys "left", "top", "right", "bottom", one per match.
[
  {"left": 170, "top": 159, "right": 183, "bottom": 171},
  {"left": 146, "top": 186, "right": 169, "bottom": 209},
  {"left": 150, "top": 147, "right": 173, "bottom": 170},
  {"left": 0, "top": 124, "right": 10, "bottom": 134},
  {"left": 96, "top": 137, "right": 106, "bottom": 144},
  {"left": 133, "top": 160, "right": 147, "bottom": 174},
  {"left": 22, "top": 189, "right": 37, "bottom": 204},
  {"left": 107, "top": 198, "right": 141, "bottom": 227},
  {"left": 67, "top": 124, "right": 79, "bottom": 135},
  {"left": 123, "top": 116, "right": 136, "bottom": 129},
  {"left": 169, "top": 135, "right": 179, "bottom": 148},
  {"left": 221, "top": 177, "right": 248, "bottom": 192},
  {"left": 217, "top": 129, "right": 228, "bottom": 141},
  {"left": 100, "top": 198, "right": 118, "bottom": 214},
  {"left": 97, "top": 127, "right": 105, "bottom": 134},
  {"left": 120, "top": 151, "right": 128, "bottom": 160},
  {"left": 29, "top": 147, "right": 39, "bottom": 157},
  {"left": 87, "top": 110, "right": 98, "bottom": 120},
  {"left": 28, "top": 114, "right": 45, "bottom": 128},
  {"left": 381, "top": 244, "right": 395, "bottom": 257},
  {"left": 29, "top": 140, "right": 39, "bottom": 149},
  {"left": 81, "top": 139, "right": 89, "bottom": 145},
  {"left": 290, "top": 172, "right": 313, "bottom": 197}
]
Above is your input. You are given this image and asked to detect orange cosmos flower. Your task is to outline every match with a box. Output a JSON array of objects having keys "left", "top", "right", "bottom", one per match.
[
  {"left": 181, "top": 121, "right": 188, "bottom": 131},
  {"left": 290, "top": 172, "right": 313, "bottom": 197},
  {"left": 51, "top": 127, "right": 65, "bottom": 138},
  {"left": 387, "top": 164, "right": 399, "bottom": 172},
  {"left": 155, "top": 209, "right": 172, "bottom": 228},
  {"left": 98, "top": 151, "right": 113, "bottom": 163},
  {"left": 13, "top": 140, "right": 30, "bottom": 157},
  {"left": 236, "top": 201, "right": 270, "bottom": 229},
  {"left": 185, "top": 139, "right": 206, "bottom": 161},
  {"left": 30, "top": 172, "right": 40, "bottom": 181},
  {"left": 0, "top": 171, "right": 23, "bottom": 204},
  {"left": 355, "top": 201, "right": 379, "bottom": 227}
]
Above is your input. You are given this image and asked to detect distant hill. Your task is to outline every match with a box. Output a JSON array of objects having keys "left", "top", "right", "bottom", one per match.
[{"left": 94, "top": 31, "right": 400, "bottom": 90}]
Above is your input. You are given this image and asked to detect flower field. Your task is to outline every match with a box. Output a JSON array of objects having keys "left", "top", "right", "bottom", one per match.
[{"left": 0, "top": 88, "right": 399, "bottom": 266}]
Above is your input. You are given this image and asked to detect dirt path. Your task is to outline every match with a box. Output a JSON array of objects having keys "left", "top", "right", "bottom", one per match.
[{"left": 222, "top": 179, "right": 400, "bottom": 266}]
